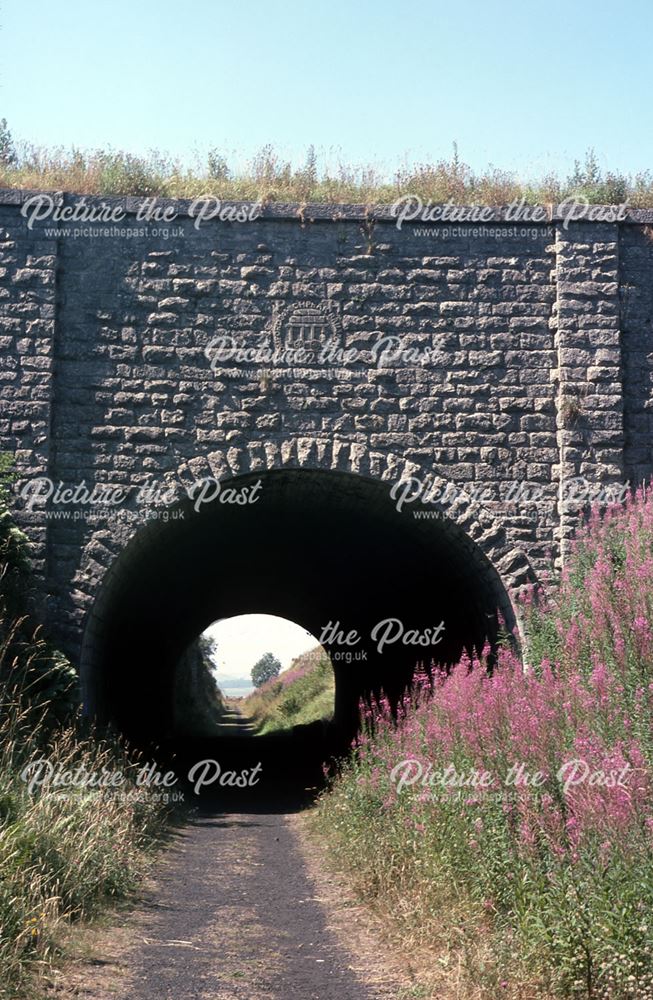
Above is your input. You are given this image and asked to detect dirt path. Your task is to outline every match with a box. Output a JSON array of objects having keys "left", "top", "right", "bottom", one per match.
[
  {"left": 214, "top": 701, "right": 256, "bottom": 737},
  {"left": 55, "top": 805, "right": 408, "bottom": 1000}
]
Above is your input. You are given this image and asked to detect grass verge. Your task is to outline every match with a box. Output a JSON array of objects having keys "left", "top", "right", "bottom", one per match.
[{"left": 0, "top": 459, "right": 172, "bottom": 998}]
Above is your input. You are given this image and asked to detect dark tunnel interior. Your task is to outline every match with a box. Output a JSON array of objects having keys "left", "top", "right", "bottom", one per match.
[{"left": 80, "top": 469, "right": 515, "bottom": 787}]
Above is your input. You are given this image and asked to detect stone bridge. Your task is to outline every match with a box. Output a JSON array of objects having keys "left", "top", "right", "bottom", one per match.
[{"left": 2, "top": 190, "right": 653, "bottom": 741}]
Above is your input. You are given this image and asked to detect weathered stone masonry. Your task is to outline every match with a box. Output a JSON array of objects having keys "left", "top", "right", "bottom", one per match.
[{"left": 2, "top": 191, "right": 653, "bottom": 671}]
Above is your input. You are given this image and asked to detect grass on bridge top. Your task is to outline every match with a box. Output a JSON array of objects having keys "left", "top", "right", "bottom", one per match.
[{"left": 1, "top": 132, "right": 653, "bottom": 207}]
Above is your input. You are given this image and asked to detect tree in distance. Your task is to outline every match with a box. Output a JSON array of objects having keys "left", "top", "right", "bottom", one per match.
[
  {"left": 199, "top": 633, "right": 218, "bottom": 662},
  {"left": 251, "top": 652, "right": 282, "bottom": 688}
]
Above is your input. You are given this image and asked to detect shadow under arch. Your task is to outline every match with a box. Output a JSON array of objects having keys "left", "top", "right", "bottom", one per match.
[{"left": 80, "top": 467, "right": 519, "bottom": 761}]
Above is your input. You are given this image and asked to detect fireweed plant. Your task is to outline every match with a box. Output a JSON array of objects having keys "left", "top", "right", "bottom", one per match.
[{"left": 317, "top": 488, "right": 653, "bottom": 999}]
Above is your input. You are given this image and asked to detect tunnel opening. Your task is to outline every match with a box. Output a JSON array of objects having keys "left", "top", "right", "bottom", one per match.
[
  {"left": 173, "top": 614, "right": 335, "bottom": 739},
  {"left": 80, "top": 468, "right": 516, "bottom": 790}
]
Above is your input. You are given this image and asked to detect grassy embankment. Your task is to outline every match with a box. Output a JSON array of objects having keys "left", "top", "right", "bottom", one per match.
[
  {"left": 0, "top": 461, "right": 171, "bottom": 998},
  {"left": 0, "top": 129, "right": 650, "bottom": 207},
  {"left": 239, "top": 647, "right": 335, "bottom": 735},
  {"left": 316, "top": 492, "right": 653, "bottom": 1000}
]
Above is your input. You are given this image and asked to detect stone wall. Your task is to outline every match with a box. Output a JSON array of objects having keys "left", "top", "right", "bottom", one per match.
[{"left": 1, "top": 191, "right": 653, "bottom": 662}]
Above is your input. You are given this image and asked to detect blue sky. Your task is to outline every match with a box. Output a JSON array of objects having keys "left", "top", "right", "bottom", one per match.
[{"left": 1, "top": 0, "right": 650, "bottom": 179}]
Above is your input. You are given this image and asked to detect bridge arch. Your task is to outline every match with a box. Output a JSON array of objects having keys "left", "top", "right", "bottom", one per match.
[{"left": 78, "top": 441, "right": 535, "bottom": 746}]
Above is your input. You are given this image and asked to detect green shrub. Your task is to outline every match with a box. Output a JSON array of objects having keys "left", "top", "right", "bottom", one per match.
[{"left": 0, "top": 456, "right": 77, "bottom": 725}]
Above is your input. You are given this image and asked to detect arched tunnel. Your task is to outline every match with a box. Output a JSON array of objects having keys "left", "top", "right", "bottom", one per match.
[{"left": 80, "top": 469, "right": 516, "bottom": 789}]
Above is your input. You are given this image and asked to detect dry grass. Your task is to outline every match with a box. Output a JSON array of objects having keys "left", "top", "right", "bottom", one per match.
[
  {"left": 0, "top": 477, "right": 171, "bottom": 998},
  {"left": 0, "top": 685, "right": 171, "bottom": 999},
  {"left": 306, "top": 797, "right": 550, "bottom": 1000},
  {"left": 1, "top": 137, "right": 651, "bottom": 206}
]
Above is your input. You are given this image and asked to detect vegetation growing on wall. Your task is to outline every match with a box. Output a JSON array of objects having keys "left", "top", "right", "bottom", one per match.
[
  {"left": 0, "top": 127, "right": 649, "bottom": 206},
  {"left": 0, "top": 455, "right": 77, "bottom": 723}
]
